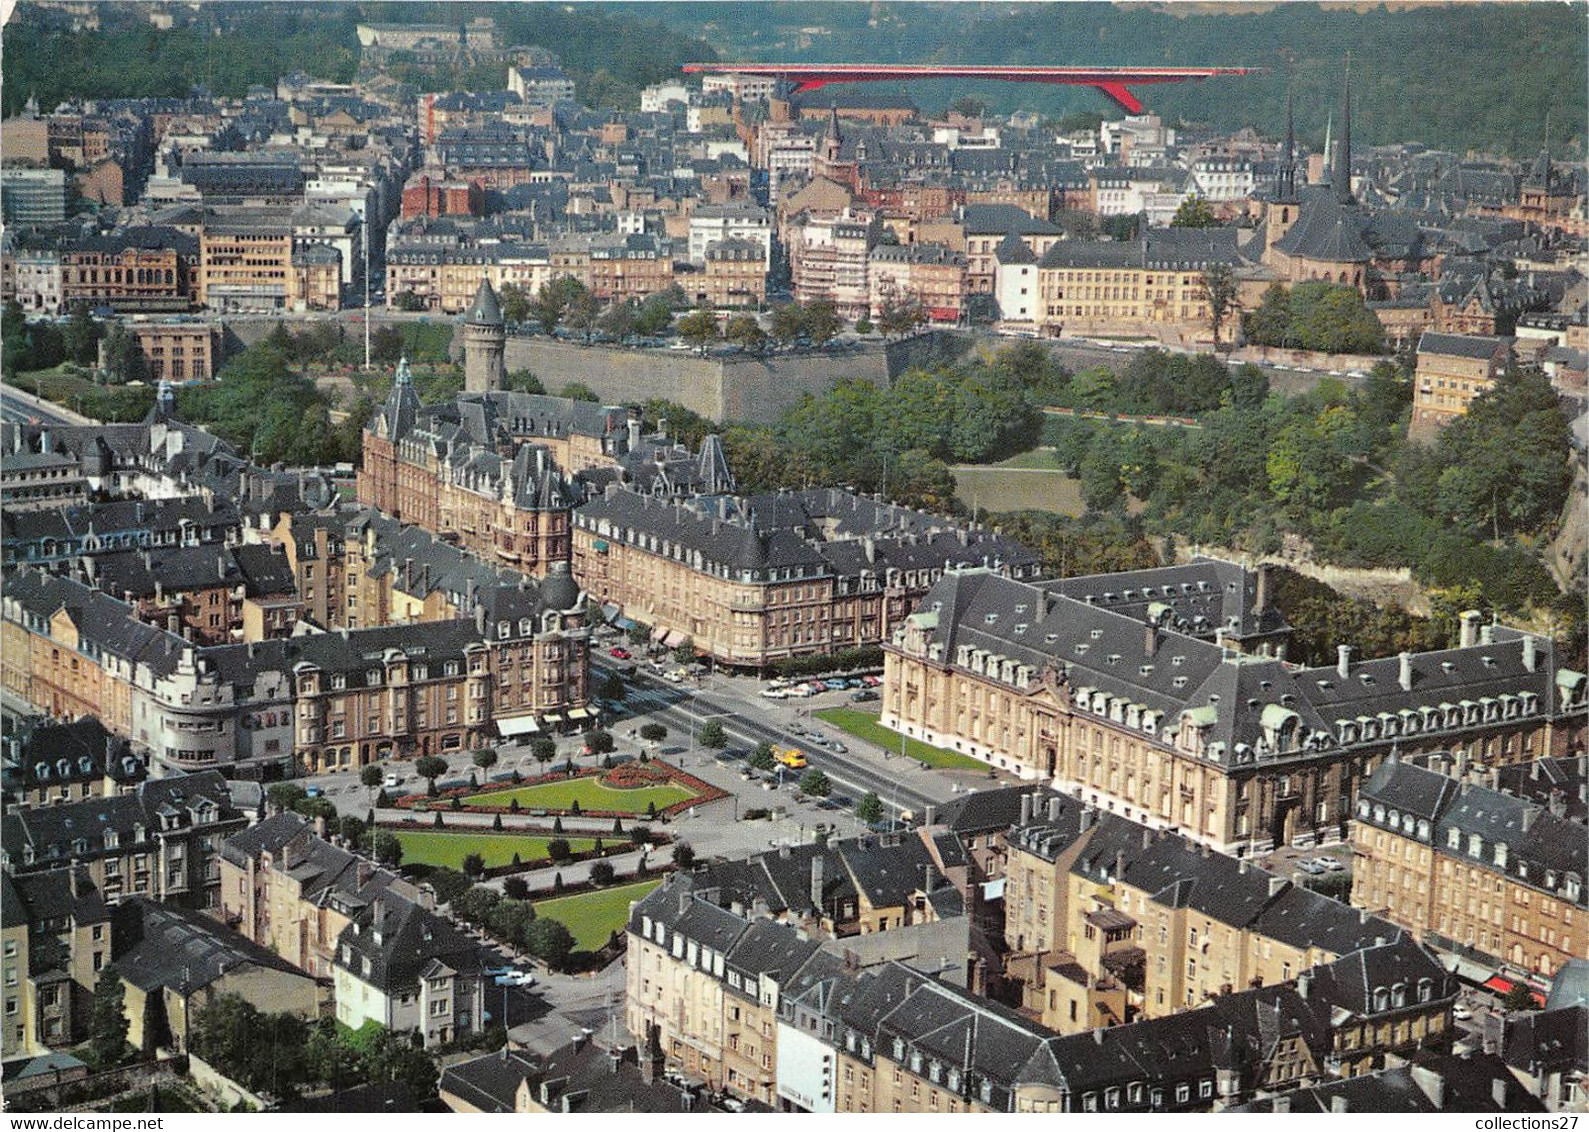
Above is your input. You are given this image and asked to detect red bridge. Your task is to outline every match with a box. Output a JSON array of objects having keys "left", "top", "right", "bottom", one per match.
[{"left": 681, "top": 63, "right": 1257, "bottom": 114}]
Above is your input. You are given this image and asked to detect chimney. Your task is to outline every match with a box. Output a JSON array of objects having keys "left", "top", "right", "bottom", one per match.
[
  {"left": 1113, "top": 850, "right": 1126, "bottom": 880},
  {"left": 1337, "top": 644, "right": 1352, "bottom": 678},
  {"left": 922, "top": 863, "right": 938, "bottom": 895},
  {"left": 1144, "top": 620, "right": 1159, "bottom": 658},
  {"left": 1521, "top": 634, "right": 1537, "bottom": 673},
  {"left": 1048, "top": 796, "right": 1062, "bottom": 822},
  {"left": 1020, "top": 793, "right": 1034, "bottom": 825},
  {"left": 475, "top": 603, "right": 487, "bottom": 634},
  {"left": 1459, "top": 610, "right": 1481, "bottom": 649},
  {"left": 1272, "top": 1095, "right": 1291, "bottom": 1114},
  {"left": 1410, "top": 1063, "right": 1445, "bottom": 1108},
  {"left": 640, "top": 1023, "right": 663, "bottom": 1084},
  {"left": 1255, "top": 562, "right": 1271, "bottom": 615},
  {"left": 1330, "top": 1096, "right": 1349, "bottom": 1114},
  {"left": 315, "top": 814, "right": 328, "bottom": 839},
  {"left": 1296, "top": 971, "right": 1311, "bottom": 998},
  {"left": 1269, "top": 876, "right": 1287, "bottom": 897},
  {"left": 1492, "top": 1076, "right": 1508, "bottom": 1108},
  {"left": 1359, "top": 908, "right": 1370, "bottom": 925},
  {"left": 1238, "top": 857, "right": 1250, "bottom": 874},
  {"left": 1480, "top": 622, "right": 1496, "bottom": 645},
  {"left": 923, "top": 804, "right": 938, "bottom": 827},
  {"left": 810, "top": 854, "right": 824, "bottom": 911},
  {"left": 1398, "top": 651, "right": 1413, "bottom": 692},
  {"left": 779, "top": 843, "right": 791, "bottom": 859},
  {"left": 1143, "top": 826, "right": 1154, "bottom": 850}
]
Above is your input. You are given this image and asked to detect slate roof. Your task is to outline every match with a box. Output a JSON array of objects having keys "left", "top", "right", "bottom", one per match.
[
  {"left": 333, "top": 891, "right": 482, "bottom": 993},
  {"left": 111, "top": 896, "right": 307, "bottom": 996},
  {"left": 1357, "top": 757, "right": 1587, "bottom": 907},
  {"left": 464, "top": 278, "right": 503, "bottom": 325},
  {"left": 905, "top": 568, "right": 1571, "bottom": 770},
  {"left": 1037, "top": 227, "right": 1245, "bottom": 271},
  {"left": 960, "top": 203, "right": 1060, "bottom": 237},
  {"left": 3, "top": 770, "right": 239, "bottom": 867},
  {"left": 1501, "top": 1006, "right": 1588, "bottom": 1075},
  {"left": 2, "top": 714, "right": 143, "bottom": 794},
  {"left": 1417, "top": 330, "right": 1509, "bottom": 359}
]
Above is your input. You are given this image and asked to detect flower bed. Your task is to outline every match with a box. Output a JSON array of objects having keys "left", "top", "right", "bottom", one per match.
[{"left": 392, "top": 761, "right": 726, "bottom": 821}]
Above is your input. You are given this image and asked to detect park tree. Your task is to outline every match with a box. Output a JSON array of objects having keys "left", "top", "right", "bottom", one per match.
[
  {"left": 676, "top": 307, "right": 720, "bottom": 355},
  {"left": 524, "top": 918, "right": 576, "bottom": 969},
  {"left": 749, "top": 743, "right": 776, "bottom": 771},
  {"left": 597, "top": 297, "right": 636, "bottom": 341},
  {"left": 856, "top": 792, "right": 884, "bottom": 825},
  {"left": 671, "top": 842, "right": 696, "bottom": 869},
  {"left": 363, "top": 1028, "right": 440, "bottom": 1101},
  {"left": 560, "top": 381, "right": 600, "bottom": 402},
  {"left": 371, "top": 830, "right": 403, "bottom": 867},
  {"left": 89, "top": 969, "right": 131, "bottom": 1068},
  {"left": 599, "top": 671, "right": 625, "bottom": 701},
  {"left": 461, "top": 852, "right": 486, "bottom": 878},
  {"left": 472, "top": 748, "right": 499, "bottom": 774},
  {"left": 99, "top": 322, "right": 147, "bottom": 385},
  {"left": 768, "top": 303, "right": 804, "bottom": 349},
  {"left": 268, "top": 782, "right": 308, "bottom": 814},
  {"left": 505, "top": 369, "right": 544, "bottom": 394},
  {"left": 533, "top": 275, "right": 581, "bottom": 334},
  {"left": 415, "top": 755, "right": 449, "bottom": 794},
  {"left": 360, "top": 763, "right": 384, "bottom": 797},
  {"left": 565, "top": 286, "right": 600, "bottom": 342},
  {"left": 498, "top": 282, "right": 530, "bottom": 325},
  {"left": 585, "top": 729, "right": 615, "bottom": 755},
  {"left": 546, "top": 838, "right": 572, "bottom": 862},
  {"left": 589, "top": 860, "right": 615, "bottom": 886},
  {"left": 633, "top": 295, "right": 673, "bottom": 337},
  {"left": 529, "top": 736, "right": 557, "bottom": 769},
  {"left": 798, "top": 769, "right": 832, "bottom": 797},
  {"left": 639, "top": 723, "right": 668, "bottom": 744},
  {"left": 723, "top": 314, "right": 767, "bottom": 352},
  {"left": 64, "top": 302, "right": 101, "bottom": 365},
  {"left": 1502, "top": 983, "right": 1538, "bottom": 1013},
  {"left": 503, "top": 876, "right": 530, "bottom": 901},
  {"left": 1169, "top": 196, "right": 1221, "bottom": 228},
  {"left": 697, "top": 720, "right": 727, "bottom": 749},
  {"left": 802, "top": 300, "right": 842, "bottom": 346},
  {"left": 878, "top": 297, "right": 926, "bottom": 340},
  {"left": 1199, "top": 263, "right": 1238, "bottom": 350}
]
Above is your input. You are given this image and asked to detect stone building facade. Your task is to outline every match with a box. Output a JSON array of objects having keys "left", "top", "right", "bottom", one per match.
[{"left": 883, "top": 565, "right": 1584, "bottom": 855}]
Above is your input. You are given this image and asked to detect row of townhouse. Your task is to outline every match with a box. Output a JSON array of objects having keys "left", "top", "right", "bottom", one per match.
[
  {"left": 883, "top": 563, "right": 1586, "bottom": 855},
  {"left": 1, "top": 561, "right": 589, "bottom": 776},
  {"left": 626, "top": 868, "right": 1461, "bottom": 1113}
]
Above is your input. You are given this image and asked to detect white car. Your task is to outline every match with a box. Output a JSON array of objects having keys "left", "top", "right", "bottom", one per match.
[
  {"left": 383, "top": 773, "right": 401, "bottom": 788},
  {"left": 760, "top": 687, "right": 788, "bottom": 699},
  {"left": 1453, "top": 1004, "right": 1473, "bottom": 1021}
]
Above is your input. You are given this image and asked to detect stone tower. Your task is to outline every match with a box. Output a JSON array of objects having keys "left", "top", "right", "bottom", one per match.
[{"left": 462, "top": 278, "right": 506, "bottom": 393}]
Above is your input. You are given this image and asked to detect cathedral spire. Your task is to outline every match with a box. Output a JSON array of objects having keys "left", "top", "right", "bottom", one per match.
[
  {"left": 1278, "top": 63, "right": 1297, "bottom": 202},
  {"left": 1333, "top": 53, "right": 1354, "bottom": 205}
]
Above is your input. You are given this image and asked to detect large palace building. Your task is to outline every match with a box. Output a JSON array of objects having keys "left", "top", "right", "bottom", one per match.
[{"left": 882, "top": 562, "right": 1585, "bottom": 856}]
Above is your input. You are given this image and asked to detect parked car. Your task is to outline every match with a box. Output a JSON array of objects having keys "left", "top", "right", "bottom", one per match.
[
  {"left": 822, "top": 679, "right": 847, "bottom": 691},
  {"left": 787, "top": 724, "right": 809, "bottom": 737},
  {"left": 760, "top": 687, "right": 788, "bottom": 699},
  {"left": 862, "top": 675, "right": 883, "bottom": 687},
  {"left": 1315, "top": 857, "right": 1347, "bottom": 872},
  {"left": 305, "top": 785, "right": 323, "bottom": 798},
  {"left": 610, "top": 647, "right": 632, "bottom": 660},
  {"left": 851, "top": 689, "right": 879, "bottom": 703},
  {"left": 1295, "top": 860, "right": 1328, "bottom": 876},
  {"left": 827, "top": 740, "right": 848, "bottom": 754},
  {"left": 383, "top": 773, "right": 402, "bottom": 788},
  {"left": 1453, "top": 1003, "right": 1473, "bottom": 1021}
]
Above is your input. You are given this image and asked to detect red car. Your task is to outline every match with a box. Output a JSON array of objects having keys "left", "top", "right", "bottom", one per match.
[{"left": 610, "top": 647, "right": 632, "bottom": 659}]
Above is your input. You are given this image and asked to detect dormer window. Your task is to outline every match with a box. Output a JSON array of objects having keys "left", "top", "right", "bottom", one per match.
[{"left": 331, "top": 674, "right": 347, "bottom": 690}]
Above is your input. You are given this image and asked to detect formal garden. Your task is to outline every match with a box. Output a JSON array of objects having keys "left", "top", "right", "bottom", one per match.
[
  {"left": 531, "top": 879, "right": 663, "bottom": 952},
  {"left": 389, "top": 829, "right": 598, "bottom": 871},
  {"left": 394, "top": 760, "right": 725, "bottom": 820}
]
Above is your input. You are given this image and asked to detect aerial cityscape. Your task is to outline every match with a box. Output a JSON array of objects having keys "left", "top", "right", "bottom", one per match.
[{"left": 0, "top": 0, "right": 1584, "bottom": 1119}]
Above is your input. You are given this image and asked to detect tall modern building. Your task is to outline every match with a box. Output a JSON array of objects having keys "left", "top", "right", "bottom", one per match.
[{"left": 0, "top": 168, "right": 68, "bottom": 225}]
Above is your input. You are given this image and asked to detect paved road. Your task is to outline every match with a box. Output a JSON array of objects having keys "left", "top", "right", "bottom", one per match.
[{"left": 0, "top": 382, "right": 90, "bottom": 426}]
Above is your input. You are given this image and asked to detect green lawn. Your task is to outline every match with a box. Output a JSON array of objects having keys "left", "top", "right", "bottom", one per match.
[
  {"left": 392, "top": 830, "right": 596, "bottom": 869},
  {"left": 950, "top": 464, "right": 1086, "bottom": 517},
  {"left": 815, "top": 708, "right": 989, "bottom": 771},
  {"left": 465, "top": 776, "right": 698, "bottom": 815},
  {"left": 534, "top": 879, "right": 662, "bottom": 952}
]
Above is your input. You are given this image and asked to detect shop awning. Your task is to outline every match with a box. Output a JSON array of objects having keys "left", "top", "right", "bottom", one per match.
[
  {"left": 601, "top": 603, "right": 621, "bottom": 623},
  {"left": 663, "top": 630, "right": 688, "bottom": 649},
  {"left": 542, "top": 713, "right": 564, "bottom": 725},
  {"left": 592, "top": 539, "right": 610, "bottom": 553},
  {"left": 567, "top": 707, "right": 593, "bottom": 721},
  {"left": 615, "top": 617, "right": 636, "bottom": 631},
  {"left": 496, "top": 715, "right": 540, "bottom": 737},
  {"left": 651, "top": 626, "right": 670, "bottom": 643}
]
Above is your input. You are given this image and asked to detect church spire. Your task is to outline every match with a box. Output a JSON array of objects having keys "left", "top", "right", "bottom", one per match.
[
  {"left": 1278, "top": 63, "right": 1297, "bottom": 202},
  {"left": 1333, "top": 53, "right": 1354, "bottom": 205}
]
